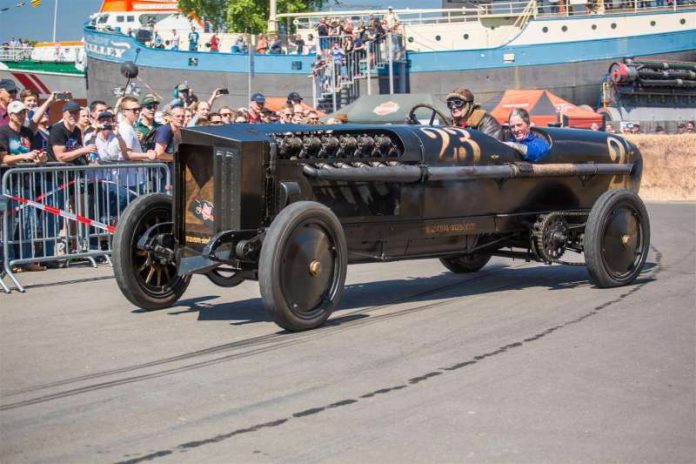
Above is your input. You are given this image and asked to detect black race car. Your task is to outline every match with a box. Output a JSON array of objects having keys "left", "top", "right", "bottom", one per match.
[{"left": 113, "top": 112, "right": 649, "bottom": 332}]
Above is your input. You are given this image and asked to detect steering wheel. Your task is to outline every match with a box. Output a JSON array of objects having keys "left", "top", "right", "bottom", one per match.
[{"left": 407, "top": 103, "right": 451, "bottom": 126}]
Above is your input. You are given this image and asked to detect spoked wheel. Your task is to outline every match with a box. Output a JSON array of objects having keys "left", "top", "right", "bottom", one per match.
[
  {"left": 259, "top": 201, "right": 347, "bottom": 332},
  {"left": 584, "top": 189, "right": 650, "bottom": 288},
  {"left": 113, "top": 194, "right": 191, "bottom": 310},
  {"left": 406, "top": 103, "right": 451, "bottom": 126},
  {"left": 440, "top": 253, "right": 491, "bottom": 273}
]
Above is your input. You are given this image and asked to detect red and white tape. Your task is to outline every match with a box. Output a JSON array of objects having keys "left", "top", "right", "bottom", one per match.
[{"left": 3, "top": 193, "right": 116, "bottom": 233}]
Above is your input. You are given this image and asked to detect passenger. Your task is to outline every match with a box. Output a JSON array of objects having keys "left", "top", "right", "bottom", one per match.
[
  {"left": 447, "top": 87, "right": 502, "bottom": 140},
  {"left": 504, "top": 108, "right": 550, "bottom": 162}
]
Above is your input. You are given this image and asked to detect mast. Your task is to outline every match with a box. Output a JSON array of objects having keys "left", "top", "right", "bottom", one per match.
[{"left": 268, "top": 0, "right": 277, "bottom": 34}]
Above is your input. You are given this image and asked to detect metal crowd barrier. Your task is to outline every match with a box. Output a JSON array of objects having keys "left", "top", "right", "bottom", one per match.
[{"left": 1, "top": 163, "right": 170, "bottom": 293}]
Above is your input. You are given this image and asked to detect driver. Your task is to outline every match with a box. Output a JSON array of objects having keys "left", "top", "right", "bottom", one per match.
[{"left": 447, "top": 87, "right": 502, "bottom": 140}]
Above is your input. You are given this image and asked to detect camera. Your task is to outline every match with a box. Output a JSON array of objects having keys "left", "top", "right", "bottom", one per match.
[
  {"left": 218, "top": 88, "right": 229, "bottom": 95},
  {"left": 56, "top": 92, "right": 72, "bottom": 100},
  {"left": 102, "top": 124, "right": 113, "bottom": 130}
]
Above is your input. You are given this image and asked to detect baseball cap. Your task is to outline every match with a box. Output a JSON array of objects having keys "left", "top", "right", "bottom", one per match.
[
  {"left": 7, "top": 101, "right": 27, "bottom": 114},
  {"left": 62, "top": 101, "right": 81, "bottom": 112},
  {"left": 177, "top": 83, "right": 189, "bottom": 91},
  {"left": 141, "top": 96, "right": 160, "bottom": 107},
  {"left": 97, "top": 111, "right": 114, "bottom": 120},
  {"left": 287, "top": 91, "right": 303, "bottom": 102},
  {"left": 0, "top": 78, "right": 18, "bottom": 92},
  {"left": 251, "top": 92, "right": 266, "bottom": 103}
]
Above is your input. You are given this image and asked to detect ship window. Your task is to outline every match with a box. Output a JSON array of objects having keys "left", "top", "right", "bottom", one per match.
[
  {"left": 562, "top": 25, "right": 568, "bottom": 32},
  {"left": 611, "top": 23, "right": 617, "bottom": 29},
  {"left": 463, "top": 34, "right": 469, "bottom": 40},
  {"left": 97, "top": 15, "right": 108, "bottom": 24},
  {"left": 542, "top": 26, "right": 548, "bottom": 33},
  {"left": 408, "top": 36, "right": 414, "bottom": 43},
  {"left": 127, "top": 16, "right": 135, "bottom": 22},
  {"left": 435, "top": 35, "right": 441, "bottom": 41},
  {"left": 116, "top": 15, "right": 124, "bottom": 22},
  {"left": 650, "top": 20, "right": 656, "bottom": 26},
  {"left": 591, "top": 24, "right": 597, "bottom": 30},
  {"left": 680, "top": 18, "right": 686, "bottom": 25}
]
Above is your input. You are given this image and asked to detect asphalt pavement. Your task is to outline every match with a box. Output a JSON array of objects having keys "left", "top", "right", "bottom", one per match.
[{"left": 1, "top": 202, "right": 694, "bottom": 464}]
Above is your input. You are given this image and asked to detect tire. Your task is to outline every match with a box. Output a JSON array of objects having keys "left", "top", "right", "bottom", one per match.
[
  {"left": 259, "top": 201, "right": 348, "bottom": 331},
  {"left": 112, "top": 193, "right": 191, "bottom": 310},
  {"left": 440, "top": 253, "right": 492, "bottom": 273},
  {"left": 584, "top": 189, "right": 650, "bottom": 288}
]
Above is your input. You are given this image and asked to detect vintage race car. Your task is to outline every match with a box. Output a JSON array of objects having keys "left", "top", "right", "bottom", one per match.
[{"left": 112, "top": 110, "right": 649, "bottom": 331}]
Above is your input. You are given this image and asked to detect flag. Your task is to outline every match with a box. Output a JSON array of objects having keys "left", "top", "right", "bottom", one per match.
[{"left": 32, "top": 0, "right": 40, "bottom": 7}]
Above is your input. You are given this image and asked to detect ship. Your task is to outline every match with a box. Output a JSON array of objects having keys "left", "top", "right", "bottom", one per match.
[
  {"left": 0, "top": 41, "right": 87, "bottom": 100},
  {"left": 82, "top": 0, "right": 695, "bottom": 110}
]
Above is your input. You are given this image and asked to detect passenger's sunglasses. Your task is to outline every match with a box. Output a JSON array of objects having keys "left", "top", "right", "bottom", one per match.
[
  {"left": 446, "top": 99, "right": 470, "bottom": 109},
  {"left": 143, "top": 104, "right": 158, "bottom": 110},
  {"left": 220, "top": 112, "right": 232, "bottom": 117},
  {"left": 124, "top": 107, "right": 141, "bottom": 112}
]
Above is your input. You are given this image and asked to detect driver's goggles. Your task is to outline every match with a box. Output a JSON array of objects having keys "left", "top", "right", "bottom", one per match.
[{"left": 446, "top": 99, "right": 470, "bottom": 109}]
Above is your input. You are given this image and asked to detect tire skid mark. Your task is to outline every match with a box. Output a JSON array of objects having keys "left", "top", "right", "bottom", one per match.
[
  {"left": 115, "top": 247, "right": 662, "bottom": 464},
  {"left": 4, "top": 263, "right": 522, "bottom": 401}
]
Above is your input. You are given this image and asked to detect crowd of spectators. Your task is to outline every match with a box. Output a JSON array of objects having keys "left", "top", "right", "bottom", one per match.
[{"left": 602, "top": 120, "right": 695, "bottom": 134}]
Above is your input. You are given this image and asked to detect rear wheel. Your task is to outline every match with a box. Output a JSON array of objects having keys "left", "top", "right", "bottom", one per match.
[
  {"left": 584, "top": 189, "right": 650, "bottom": 288},
  {"left": 259, "top": 202, "right": 347, "bottom": 331},
  {"left": 113, "top": 194, "right": 190, "bottom": 309},
  {"left": 440, "top": 253, "right": 491, "bottom": 273}
]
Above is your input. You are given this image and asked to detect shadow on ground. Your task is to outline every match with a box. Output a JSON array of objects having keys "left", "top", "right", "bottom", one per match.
[{"left": 149, "top": 261, "right": 658, "bottom": 327}]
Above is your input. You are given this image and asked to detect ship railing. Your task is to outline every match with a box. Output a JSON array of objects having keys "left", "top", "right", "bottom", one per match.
[
  {"left": 278, "top": 1, "right": 694, "bottom": 31},
  {"left": 311, "top": 33, "right": 404, "bottom": 112},
  {"left": 0, "top": 45, "right": 33, "bottom": 62}
]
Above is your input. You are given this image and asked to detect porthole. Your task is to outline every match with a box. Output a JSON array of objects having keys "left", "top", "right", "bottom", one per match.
[
  {"left": 408, "top": 36, "right": 414, "bottom": 43},
  {"left": 435, "top": 35, "right": 441, "bottom": 41},
  {"left": 611, "top": 23, "right": 617, "bottom": 29},
  {"left": 562, "top": 25, "right": 568, "bottom": 32},
  {"left": 542, "top": 26, "right": 548, "bottom": 33},
  {"left": 463, "top": 33, "right": 469, "bottom": 40},
  {"left": 680, "top": 18, "right": 686, "bottom": 25},
  {"left": 491, "top": 26, "right": 496, "bottom": 30},
  {"left": 650, "top": 20, "right": 656, "bottom": 26},
  {"left": 591, "top": 24, "right": 597, "bottom": 30}
]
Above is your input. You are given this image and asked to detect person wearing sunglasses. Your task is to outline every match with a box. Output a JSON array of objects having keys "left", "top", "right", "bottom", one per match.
[
  {"left": 219, "top": 106, "right": 234, "bottom": 124},
  {"left": 446, "top": 87, "right": 502, "bottom": 140},
  {"left": 134, "top": 95, "right": 162, "bottom": 150},
  {"left": 117, "top": 96, "right": 155, "bottom": 162},
  {"left": 0, "top": 78, "right": 19, "bottom": 129}
]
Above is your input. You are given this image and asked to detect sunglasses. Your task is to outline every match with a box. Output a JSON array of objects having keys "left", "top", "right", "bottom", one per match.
[
  {"left": 143, "top": 104, "right": 158, "bottom": 110},
  {"left": 124, "top": 107, "right": 141, "bottom": 112},
  {"left": 220, "top": 112, "right": 232, "bottom": 117},
  {"left": 446, "top": 99, "right": 470, "bottom": 109}
]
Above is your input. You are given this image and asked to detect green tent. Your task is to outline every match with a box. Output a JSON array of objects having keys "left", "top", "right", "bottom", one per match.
[{"left": 326, "top": 93, "right": 450, "bottom": 125}]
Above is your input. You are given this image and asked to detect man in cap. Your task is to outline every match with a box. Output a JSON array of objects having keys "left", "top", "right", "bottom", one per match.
[
  {"left": 0, "top": 78, "right": 19, "bottom": 128},
  {"left": 47, "top": 101, "right": 96, "bottom": 164},
  {"left": 287, "top": 91, "right": 303, "bottom": 107},
  {"left": 0, "top": 101, "right": 46, "bottom": 165},
  {"left": 0, "top": 100, "right": 48, "bottom": 271},
  {"left": 167, "top": 83, "right": 190, "bottom": 110},
  {"left": 134, "top": 95, "right": 162, "bottom": 150},
  {"left": 248, "top": 92, "right": 266, "bottom": 124},
  {"left": 446, "top": 87, "right": 502, "bottom": 140}
]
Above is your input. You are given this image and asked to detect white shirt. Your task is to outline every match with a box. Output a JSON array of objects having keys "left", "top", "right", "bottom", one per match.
[
  {"left": 118, "top": 120, "right": 143, "bottom": 153},
  {"left": 95, "top": 131, "right": 123, "bottom": 163}
]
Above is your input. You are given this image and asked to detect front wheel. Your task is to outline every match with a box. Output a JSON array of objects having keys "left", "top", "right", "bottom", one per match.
[
  {"left": 584, "top": 189, "right": 650, "bottom": 288},
  {"left": 259, "top": 202, "right": 348, "bottom": 332},
  {"left": 112, "top": 194, "right": 191, "bottom": 310}
]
